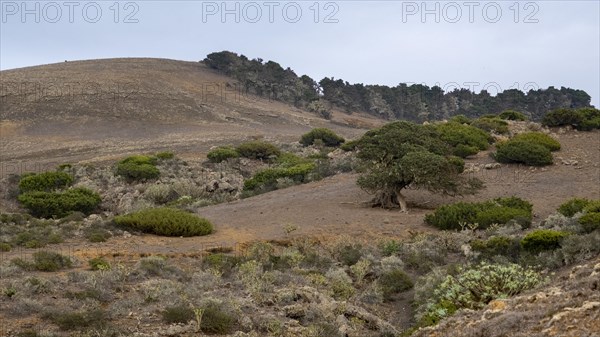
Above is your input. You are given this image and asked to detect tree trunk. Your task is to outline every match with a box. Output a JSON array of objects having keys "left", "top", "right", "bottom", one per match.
[{"left": 395, "top": 190, "right": 408, "bottom": 212}]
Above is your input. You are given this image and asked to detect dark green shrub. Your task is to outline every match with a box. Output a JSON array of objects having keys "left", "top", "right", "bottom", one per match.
[
  {"left": 86, "top": 228, "right": 111, "bottom": 243},
  {"left": 471, "top": 117, "right": 509, "bottom": 134},
  {"left": 512, "top": 132, "right": 560, "bottom": 151},
  {"left": 449, "top": 114, "right": 472, "bottom": 124},
  {"left": 338, "top": 244, "right": 362, "bottom": 266},
  {"left": 578, "top": 108, "right": 600, "bottom": 130},
  {"left": 498, "top": 110, "right": 528, "bottom": 121},
  {"left": 200, "top": 304, "right": 235, "bottom": 334},
  {"left": 18, "top": 188, "right": 102, "bottom": 218},
  {"left": 379, "top": 269, "right": 413, "bottom": 300},
  {"left": 114, "top": 207, "right": 213, "bottom": 236},
  {"left": 425, "top": 197, "right": 532, "bottom": 230},
  {"left": 48, "top": 309, "right": 107, "bottom": 330},
  {"left": 32, "top": 251, "right": 72, "bottom": 271},
  {"left": 155, "top": 151, "right": 175, "bottom": 160},
  {"left": 203, "top": 253, "right": 240, "bottom": 275},
  {"left": 579, "top": 200, "right": 600, "bottom": 233},
  {"left": 0, "top": 242, "right": 11, "bottom": 252},
  {"left": 300, "top": 128, "right": 345, "bottom": 147},
  {"left": 453, "top": 144, "right": 479, "bottom": 158},
  {"left": 471, "top": 236, "right": 520, "bottom": 261},
  {"left": 558, "top": 198, "right": 590, "bottom": 217},
  {"left": 236, "top": 141, "right": 281, "bottom": 160},
  {"left": 475, "top": 206, "right": 531, "bottom": 228},
  {"left": 521, "top": 229, "right": 569, "bottom": 253},
  {"left": 579, "top": 213, "right": 600, "bottom": 233},
  {"left": 380, "top": 239, "right": 401, "bottom": 256},
  {"left": 340, "top": 139, "right": 359, "bottom": 152},
  {"left": 18, "top": 171, "right": 74, "bottom": 193},
  {"left": 436, "top": 122, "right": 491, "bottom": 158},
  {"left": 115, "top": 155, "right": 160, "bottom": 182},
  {"left": 494, "top": 140, "right": 553, "bottom": 166},
  {"left": 89, "top": 257, "right": 111, "bottom": 271},
  {"left": 542, "top": 108, "right": 584, "bottom": 128},
  {"left": 207, "top": 146, "right": 239, "bottom": 163},
  {"left": 162, "top": 305, "right": 194, "bottom": 324},
  {"left": 243, "top": 163, "right": 315, "bottom": 191}
]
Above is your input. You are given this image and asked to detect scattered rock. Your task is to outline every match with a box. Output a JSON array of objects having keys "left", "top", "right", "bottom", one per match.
[{"left": 484, "top": 163, "right": 501, "bottom": 170}]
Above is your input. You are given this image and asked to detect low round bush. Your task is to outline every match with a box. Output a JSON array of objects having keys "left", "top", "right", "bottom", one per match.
[
  {"left": 162, "top": 305, "right": 194, "bottom": 324},
  {"left": 300, "top": 128, "right": 345, "bottom": 147},
  {"left": 521, "top": 229, "right": 570, "bottom": 253},
  {"left": 471, "top": 117, "right": 509, "bottom": 134},
  {"left": 19, "top": 171, "right": 74, "bottom": 193},
  {"left": 471, "top": 236, "right": 520, "bottom": 261},
  {"left": 379, "top": 269, "right": 414, "bottom": 300},
  {"left": 425, "top": 197, "right": 532, "bottom": 230},
  {"left": 243, "top": 163, "right": 315, "bottom": 191},
  {"left": 18, "top": 188, "right": 102, "bottom": 218},
  {"left": 436, "top": 122, "right": 491, "bottom": 157},
  {"left": 542, "top": 108, "right": 584, "bottom": 128},
  {"left": 114, "top": 207, "right": 213, "bottom": 236},
  {"left": 200, "top": 304, "right": 235, "bottom": 334},
  {"left": 498, "top": 110, "right": 528, "bottom": 121},
  {"left": 494, "top": 140, "right": 553, "bottom": 166},
  {"left": 115, "top": 155, "right": 160, "bottom": 182},
  {"left": 449, "top": 114, "right": 472, "bottom": 124},
  {"left": 512, "top": 132, "right": 560, "bottom": 151},
  {"left": 578, "top": 200, "right": 600, "bottom": 233},
  {"left": 558, "top": 198, "right": 590, "bottom": 217},
  {"left": 235, "top": 141, "right": 281, "bottom": 160},
  {"left": 207, "top": 146, "right": 239, "bottom": 163}
]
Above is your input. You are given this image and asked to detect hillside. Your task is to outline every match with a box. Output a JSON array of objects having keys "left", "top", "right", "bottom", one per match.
[{"left": 0, "top": 58, "right": 379, "bottom": 175}]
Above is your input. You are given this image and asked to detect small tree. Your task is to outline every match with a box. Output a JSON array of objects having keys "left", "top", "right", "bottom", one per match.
[{"left": 355, "top": 121, "right": 482, "bottom": 211}]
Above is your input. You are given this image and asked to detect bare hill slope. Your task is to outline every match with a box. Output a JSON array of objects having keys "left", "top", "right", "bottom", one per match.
[{"left": 0, "top": 58, "right": 379, "bottom": 172}]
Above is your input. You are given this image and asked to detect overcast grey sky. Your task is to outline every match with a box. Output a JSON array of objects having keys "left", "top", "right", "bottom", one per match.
[{"left": 1, "top": 1, "right": 599, "bottom": 105}]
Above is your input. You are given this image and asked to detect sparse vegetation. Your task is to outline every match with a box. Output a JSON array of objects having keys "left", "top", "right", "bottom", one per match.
[{"left": 114, "top": 207, "right": 213, "bottom": 236}]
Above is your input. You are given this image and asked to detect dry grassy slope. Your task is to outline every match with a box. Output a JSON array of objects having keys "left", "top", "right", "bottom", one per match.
[{"left": 0, "top": 58, "right": 380, "bottom": 171}]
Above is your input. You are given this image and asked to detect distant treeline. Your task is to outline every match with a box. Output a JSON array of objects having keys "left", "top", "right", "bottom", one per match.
[{"left": 203, "top": 51, "right": 592, "bottom": 121}]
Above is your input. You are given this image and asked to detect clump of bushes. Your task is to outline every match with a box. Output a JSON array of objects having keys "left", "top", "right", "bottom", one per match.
[
  {"left": 425, "top": 197, "right": 532, "bottom": 230},
  {"left": 235, "top": 141, "right": 281, "bottom": 160},
  {"left": 243, "top": 163, "right": 315, "bottom": 192},
  {"left": 155, "top": 151, "right": 175, "bottom": 160},
  {"left": 512, "top": 132, "right": 560, "bottom": 151},
  {"left": 471, "top": 236, "right": 521, "bottom": 262},
  {"left": 542, "top": 107, "right": 600, "bottom": 131},
  {"left": 162, "top": 305, "right": 194, "bottom": 324},
  {"left": 12, "top": 251, "right": 73, "bottom": 272},
  {"left": 498, "top": 110, "right": 528, "bottom": 121},
  {"left": 18, "top": 171, "right": 74, "bottom": 193},
  {"left": 418, "top": 262, "right": 543, "bottom": 326},
  {"left": 521, "top": 229, "right": 570, "bottom": 253},
  {"left": 114, "top": 207, "right": 213, "bottom": 236},
  {"left": 558, "top": 198, "right": 590, "bottom": 217},
  {"left": 494, "top": 140, "right": 553, "bottom": 166},
  {"left": 471, "top": 117, "right": 509, "bottom": 134},
  {"left": 115, "top": 155, "right": 160, "bottom": 182},
  {"left": 46, "top": 308, "right": 107, "bottom": 330},
  {"left": 436, "top": 122, "right": 491, "bottom": 158},
  {"left": 207, "top": 146, "right": 239, "bottom": 163},
  {"left": 199, "top": 303, "right": 236, "bottom": 334},
  {"left": 18, "top": 187, "right": 102, "bottom": 218},
  {"left": 449, "top": 114, "right": 472, "bottom": 124},
  {"left": 579, "top": 200, "right": 600, "bottom": 233},
  {"left": 300, "top": 128, "right": 345, "bottom": 147}
]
